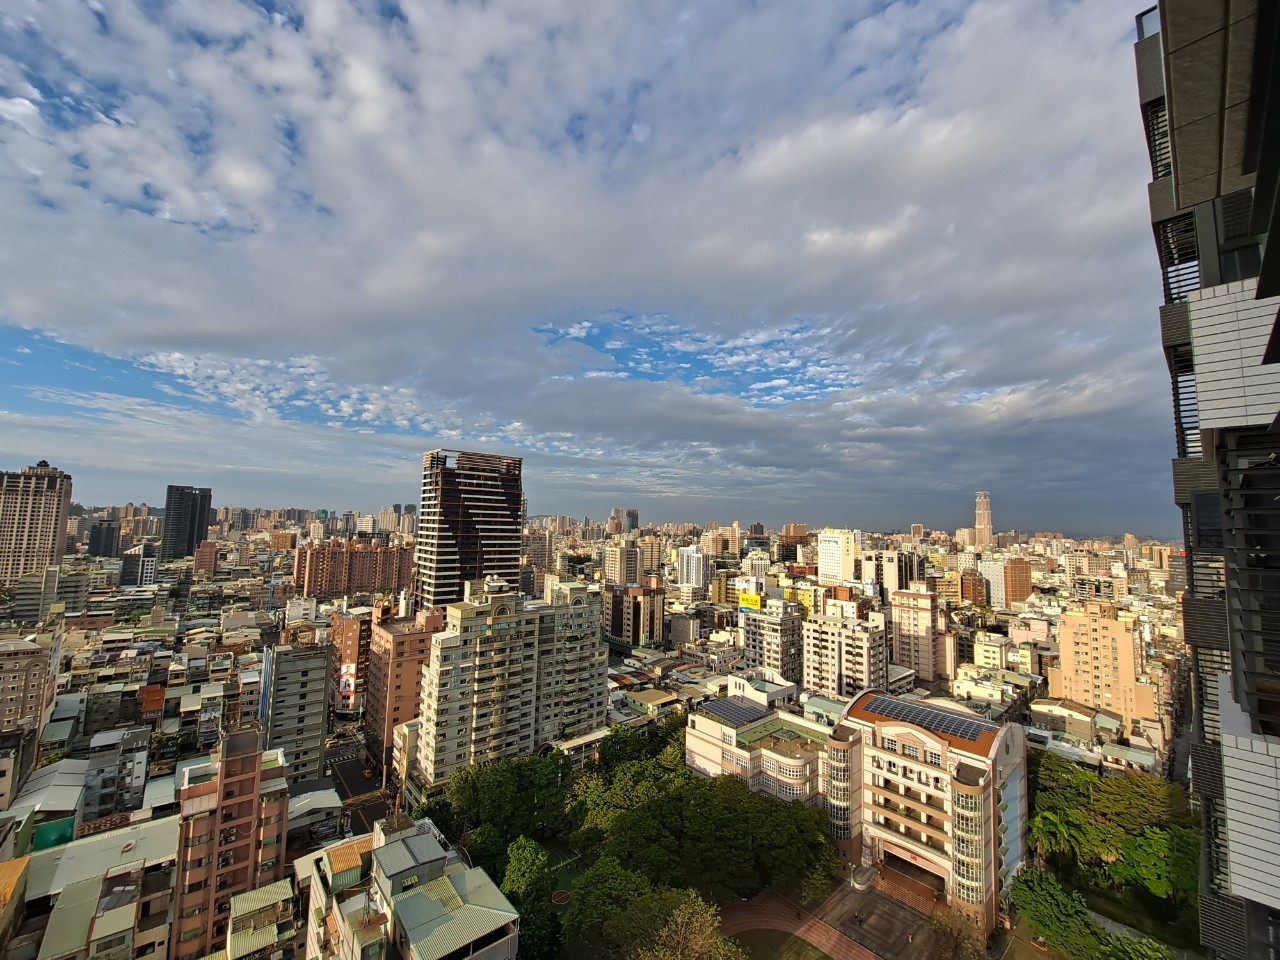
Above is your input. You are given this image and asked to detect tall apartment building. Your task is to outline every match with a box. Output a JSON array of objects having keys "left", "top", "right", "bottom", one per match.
[
  {"left": 676, "top": 544, "right": 710, "bottom": 588},
  {"left": 521, "top": 526, "right": 555, "bottom": 596},
  {"left": 159, "top": 484, "right": 212, "bottom": 562},
  {"left": 331, "top": 605, "right": 374, "bottom": 717},
  {"left": 978, "top": 559, "right": 1006, "bottom": 609},
  {"left": 974, "top": 492, "right": 993, "bottom": 550},
  {"left": 294, "top": 540, "right": 415, "bottom": 601},
  {"left": 742, "top": 598, "right": 803, "bottom": 682},
  {"left": 86, "top": 520, "right": 120, "bottom": 559},
  {"left": 364, "top": 607, "right": 444, "bottom": 778},
  {"left": 891, "top": 583, "right": 944, "bottom": 682},
  {"left": 685, "top": 690, "right": 1026, "bottom": 936},
  {"left": 817, "top": 529, "right": 860, "bottom": 586},
  {"left": 1134, "top": 7, "right": 1280, "bottom": 954},
  {"left": 802, "top": 611, "right": 888, "bottom": 699},
  {"left": 602, "top": 580, "right": 666, "bottom": 651},
  {"left": 82, "top": 727, "right": 149, "bottom": 822},
  {"left": 411, "top": 578, "right": 608, "bottom": 791},
  {"left": 602, "top": 542, "right": 640, "bottom": 585},
  {"left": 261, "top": 642, "right": 332, "bottom": 784},
  {"left": 414, "top": 449, "right": 523, "bottom": 610},
  {"left": 0, "top": 461, "right": 71, "bottom": 587},
  {"left": 172, "top": 728, "right": 289, "bottom": 960},
  {"left": 0, "top": 639, "right": 47, "bottom": 735},
  {"left": 1047, "top": 601, "right": 1167, "bottom": 749}
]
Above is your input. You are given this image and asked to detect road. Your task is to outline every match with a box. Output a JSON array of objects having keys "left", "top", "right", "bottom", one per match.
[{"left": 327, "top": 753, "right": 390, "bottom": 836}]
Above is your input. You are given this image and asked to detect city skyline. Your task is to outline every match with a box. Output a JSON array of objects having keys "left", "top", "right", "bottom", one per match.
[{"left": 0, "top": 1, "right": 1176, "bottom": 534}]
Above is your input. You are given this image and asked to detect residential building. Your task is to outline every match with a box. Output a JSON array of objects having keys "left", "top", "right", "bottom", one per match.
[
  {"left": 86, "top": 520, "right": 120, "bottom": 559},
  {"left": 331, "top": 606, "right": 374, "bottom": 718},
  {"left": 294, "top": 540, "right": 415, "bottom": 601},
  {"left": 365, "top": 608, "right": 444, "bottom": 780},
  {"left": 802, "top": 611, "right": 889, "bottom": 699},
  {"left": 81, "top": 728, "right": 149, "bottom": 822},
  {"left": 414, "top": 449, "right": 523, "bottom": 610},
  {"left": 411, "top": 578, "right": 608, "bottom": 791},
  {"left": 742, "top": 599, "right": 803, "bottom": 683},
  {"left": 0, "top": 461, "right": 71, "bottom": 588},
  {"left": 602, "top": 543, "right": 640, "bottom": 585},
  {"left": 0, "top": 638, "right": 47, "bottom": 735},
  {"left": 12, "top": 566, "right": 88, "bottom": 623},
  {"left": 602, "top": 580, "right": 666, "bottom": 652},
  {"left": 298, "top": 816, "right": 519, "bottom": 960},
  {"left": 978, "top": 560, "right": 1006, "bottom": 609},
  {"left": 891, "top": 583, "right": 944, "bottom": 682},
  {"left": 172, "top": 728, "right": 289, "bottom": 960},
  {"left": 1046, "top": 601, "right": 1164, "bottom": 745},
  {"left": 159, "top": 485, "right": 212, "bottom": 562},
  {"left": 1003, "top": 558, "right": 1033, "bottom": 605},
  {"left": 1134, "top": 5, "right": 1280, "bottom": 954},
  {"left": 262, "top": 642, "right": 332, "bottom": 784}
]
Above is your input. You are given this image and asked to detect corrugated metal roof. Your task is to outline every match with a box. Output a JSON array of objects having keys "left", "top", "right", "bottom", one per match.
[
  {"left": 227, "top": 921, "right": 283, "bottom": 960},
  {"left": 35, "top": 875, "right": 101, "bottom": 960},
  {"left": 324, "top": 835, "right": 373, "bottom": 877},
  {"left": 408, "top": 904, "right": 513, "bottom": 960},
  {"left": 372, "top": 838, "right": 417, "bottom": 877},
  {"left": 0, "top": 857, "right": 28, "bottom": 905},
  {"left": 26, "top": 816, "right": 180, "bottom": 901},
  {"left": 229, "top": 878, "right": 293, "bottom": 917}
]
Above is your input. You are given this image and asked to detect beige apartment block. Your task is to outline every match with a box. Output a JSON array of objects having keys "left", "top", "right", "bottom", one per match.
[
  {"left": 0, "top": 638, "right": 48, "bottom": 734},
  {"left": 0, "top": 461, "right": 72, "bottom": 588},
  {"left": 412, "top": 577, "right": 608, "bottom": 790},
  {"left": 802, "top": 611, "right": 888, "bottom": 699},
  {"left": 891, "top": 583, "right": 944, "bottom": 681}
]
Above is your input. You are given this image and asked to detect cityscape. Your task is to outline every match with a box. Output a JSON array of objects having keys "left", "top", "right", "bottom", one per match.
[{"left": 0, "top": 4, "right": 1277, "bottom": 960}]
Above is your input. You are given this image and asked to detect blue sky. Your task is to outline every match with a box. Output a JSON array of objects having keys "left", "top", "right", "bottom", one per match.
[{"left": 0, "top": 0, "right": 1176, "bottom": 534}]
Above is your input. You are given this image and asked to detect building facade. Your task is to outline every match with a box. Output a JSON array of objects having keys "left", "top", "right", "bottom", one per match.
[
  {"left": 262, "top": 643, "right": 332, "bottom": 784},
  {"left": 742, "top": 599, "right": 803, "bottom": 683},
  {"left": 0, "top": 639, "right": 48, "bottom": 736},
  {"left": 159, "top": 485, "right": 212, "bottom": 562},
  {"left": 411, "top": 578, "right": 608, "bottom": 792},
  {"left": 801, "top": 611, "right": 889, "bottom": 699},
  {"left": 364, "top": 608, "right": 443, "bottom": 780},
  {"left": 294, "top": 540, "right": 415, "bottom": 601},
  {"left": 891, "top": 583, "right": 944, "bottom": 682},
  {"left": 0, "top": 461, "right": 71, "bottom": 588},
  {"left": 172, "top": 729, "right": 289, "bottom": 960},
  {"left": 414, "top": 449, "right": 523, "bottom": 611}
]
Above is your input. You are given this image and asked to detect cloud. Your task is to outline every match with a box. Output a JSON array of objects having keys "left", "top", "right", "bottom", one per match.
[{"left": 0, "top": 0, "right": 1177, "bottom": 534}]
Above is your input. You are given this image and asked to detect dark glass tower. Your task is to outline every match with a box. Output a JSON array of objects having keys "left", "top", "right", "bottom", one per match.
[
  {"left": 413, "top": 450, "right": 523, "bottom": 609},
  {"left": 160, "top": 484, "right": 212, "bottom": 561}
]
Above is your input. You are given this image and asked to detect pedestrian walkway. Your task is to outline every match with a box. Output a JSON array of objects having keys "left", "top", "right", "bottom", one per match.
[
  {"left": 720, "top": 892, "right": 882, "bottom": 960},
  {"left": 873, "top": 868, "right": 939, "bottom": 918}
]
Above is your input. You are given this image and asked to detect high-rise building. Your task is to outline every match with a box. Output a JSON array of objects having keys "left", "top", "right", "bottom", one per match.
[
  {"left": 365, "top": 607, "right": 445, "bottom": 779},
  {"left": 173, "top": 728, "right": 289, "bottom": 960},
  {"left": 676, "top": 544, "right": 710, "bottom": 588},
  {"left": 602, "top": 580, "right": 666, "bottom": 651},
  {"left": 802, "top": 611, "right": 888, "bottom": 699},
  {"left": 742, "top": 598, "right": 803, "bottom": 682},
  {"left": 293, "top": 540, "right": 415, "bottom": 600},
  {"left": 414, "top": 450, "right": 523, "bottom": 610},
  {"left": 974, "top": 492, "right": 993, "bottom": 550},
  {"left": 1003, "top": 557, "right": 1033, "bottom": 605},
  {"left": 160, "top": 484, "right": 212, "bottom": 561},
  {"left": 262, "top": 642, "right": 333, "bottom": 784},
  {"left": 891, "top": 582, "right": 943, "bottom": 682},
  {"left": 1134, "top": 6, "right": 1280, "bottom": 954},
  {"left": 602, "top": 542, "right": 641, "bottom": 585},
  {"left": 86, "top": 519, "right": 120, "bottom": 559},
  {"left": 411, "top": 578, "right": 608, "bottom": 791},
  {"left": 0, "top": 461, "right": 71, "bottom": 587},
  {"left": 331, "top": 606, "right": 374, "bottom": 717}
]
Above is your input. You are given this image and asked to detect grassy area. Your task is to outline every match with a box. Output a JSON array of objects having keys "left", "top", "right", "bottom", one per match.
[
  {"left": 545, "top": 843, "right": 584, "bottom": 914},
  {"left": 733, "top": 929, "right": 832, "bottom": 960}
]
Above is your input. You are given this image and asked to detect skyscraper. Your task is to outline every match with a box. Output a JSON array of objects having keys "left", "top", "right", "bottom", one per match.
[
  {"left": 0, "top": 461, "right": 72, "bottom": 587},
  {"left": 160, "top": 484, "right": 212, "bottom": 561},
  {"left": 414, "top": 449, "right": 523, "bottom": 609},
  {"left": 974, "top": 491, "right": 993, "bottom": 550},
  {"left": 1134, "top": 6, "right": 1280, "bottom": 955}
]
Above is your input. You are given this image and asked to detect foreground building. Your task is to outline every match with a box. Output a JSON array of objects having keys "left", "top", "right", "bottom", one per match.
[
  {"left": 299, "top": 815, "right": 519, "bottom": 960},
  {"left": 1134, "top": 6, "right": 1280, "bottom": 954},
  {"left": 685, "top": 690, "right": 1026, "bottom": 936}
]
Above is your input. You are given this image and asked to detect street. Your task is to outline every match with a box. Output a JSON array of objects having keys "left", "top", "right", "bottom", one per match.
[{"left": 327, "top": 752, "right": 390, "bottom": 836}]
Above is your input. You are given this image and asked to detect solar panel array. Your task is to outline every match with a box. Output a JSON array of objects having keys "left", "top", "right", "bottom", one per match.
[
  {"left": 863, "top": 694, "right": 997, "bottom": 743},
  {"left": 700, "top": 696, "right": 769, "bottom": 728}
]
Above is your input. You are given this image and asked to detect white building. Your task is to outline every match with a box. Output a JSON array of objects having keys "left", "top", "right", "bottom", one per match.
[
  {"left": 802, "top": 611, "right": 888, "bottom": 699},
  {"left": 817, "top": 529, "right": 860, "bottom": 587}
]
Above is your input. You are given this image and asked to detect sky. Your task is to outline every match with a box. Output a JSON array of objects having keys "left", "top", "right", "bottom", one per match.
[{"left": 0, "top": 0, "right": 1177, "bottom": 536}]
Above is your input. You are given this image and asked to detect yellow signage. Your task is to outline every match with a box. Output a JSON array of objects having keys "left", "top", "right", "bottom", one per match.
[{"left": 739, "top": 592, "right": 762, "bottom": 611}]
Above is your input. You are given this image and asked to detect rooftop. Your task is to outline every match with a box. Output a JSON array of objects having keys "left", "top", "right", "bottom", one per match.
[{"left": 26, "top": 816, "right": 180, "bottom": 900}]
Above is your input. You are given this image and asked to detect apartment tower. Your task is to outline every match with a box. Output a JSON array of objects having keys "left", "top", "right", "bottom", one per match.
[
  {"left": 0, "top": 461, "right": 71, "bottom": 587},
  {"left": 172, "top": 728, "right": 289, "bottom": 960},
  {"left": 160, "top": 484, "right": 212, "bottom": 562},
  {"left": 414, "top": 450, "right": 523, "bottom": 610},
  {"left": 1134, "top": 5, "right": 1280, "bottom": 956}
]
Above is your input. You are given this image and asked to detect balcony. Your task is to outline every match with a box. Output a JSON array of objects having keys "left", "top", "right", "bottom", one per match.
[
  {"left": 874, "top": 817, "right": 949, "bottom": 858},
  {"left": 872, "top": 800, "right": 951, "bottom": 847}
]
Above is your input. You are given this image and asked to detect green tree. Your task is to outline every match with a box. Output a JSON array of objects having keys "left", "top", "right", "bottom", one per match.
[
  {"left": 466, "top": 822, "right": 510, "bottom": 881},
  {"left": 1100, "top": 937, "right": 1175, "bottom": 960},
  {"left": 630, "top": 892, "right": 748, "bottom": 960},
  {"left": 502, "top": 837, "right": 555, "bottom": 906},
  {"left": 563, "top": 856, "right": 654, "bottom": 959},
  {"left": 1011, "top": 868, "right": 1108, "bottom": 960},
  {"left": 410, "top": 794, "right": 459, "bottom": 841}
]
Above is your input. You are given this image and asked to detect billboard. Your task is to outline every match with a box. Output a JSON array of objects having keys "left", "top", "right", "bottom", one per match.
[{"left": 739, "top": 592, "right": 762, "bottom": 611}]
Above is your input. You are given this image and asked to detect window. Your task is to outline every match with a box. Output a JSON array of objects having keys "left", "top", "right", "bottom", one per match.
[
  {"left": 902, "top": 745, "right": 919, "bottom": 760},
  {"left": 927, "top": 751, "right": 942, "bottom": 768},
  {"left": 882, "top": 737, "right": 897, "bottom": 753}
]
